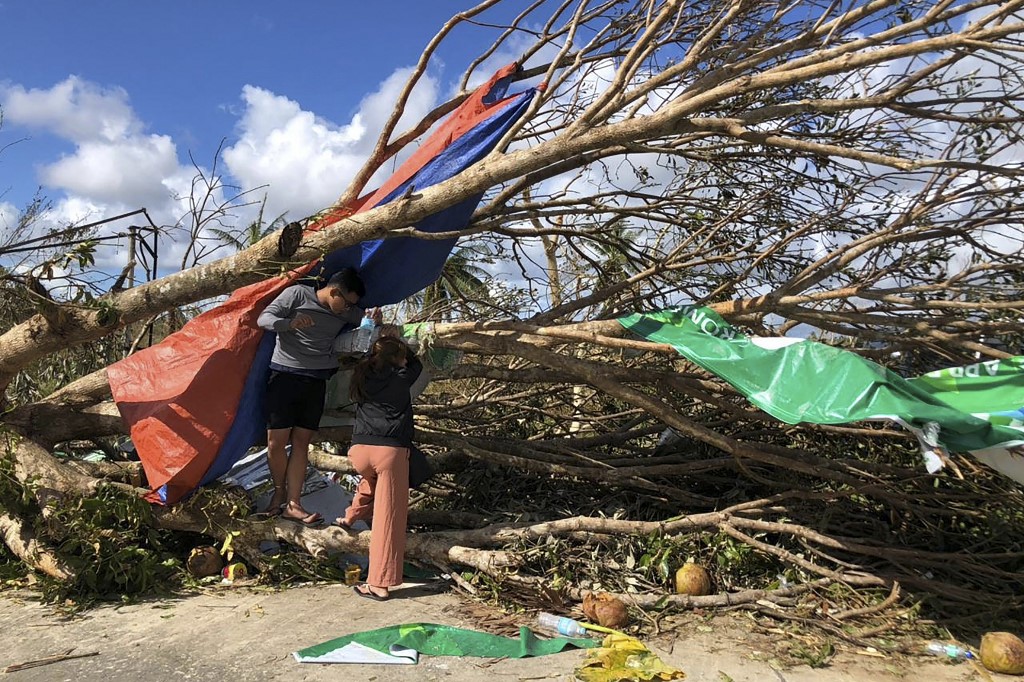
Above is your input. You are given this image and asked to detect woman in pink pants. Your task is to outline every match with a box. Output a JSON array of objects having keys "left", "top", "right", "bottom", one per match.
[{"left": 333, "top": 336, "right": 422, "bottom": 601}]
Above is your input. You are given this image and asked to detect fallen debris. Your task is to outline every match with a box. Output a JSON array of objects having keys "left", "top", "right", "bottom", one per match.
[{"left": 3, "top": 648, "right": 99, "bottom": 673}]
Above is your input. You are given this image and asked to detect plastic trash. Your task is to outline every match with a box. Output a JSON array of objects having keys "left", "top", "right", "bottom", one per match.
[
  {"left": 537, "top": 612, "right": 589, "bottom": 638},
  {"left": 333, "top": 326, "right": 377, "bottom": 355},
  {"left": 344, "top": 564, "right": 362, "bottom": 586},
  {"left": 576, "top": 633, "right": 686, "bottom": 681},
  {"left": 924, "top": 641, "right": 974, "bottom": 660},
  {"left": 221, "top": 562, "right": 247, "bottom": 581}
]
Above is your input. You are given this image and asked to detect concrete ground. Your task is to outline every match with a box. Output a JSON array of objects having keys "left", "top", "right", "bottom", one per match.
[{"left": 0, "top": 582, "right": 994, "bottom": 681}]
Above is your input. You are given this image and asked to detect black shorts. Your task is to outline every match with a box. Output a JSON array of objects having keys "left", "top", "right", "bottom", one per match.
[{"left": 265, "top": 371, "right": 327, "bottom": 431}]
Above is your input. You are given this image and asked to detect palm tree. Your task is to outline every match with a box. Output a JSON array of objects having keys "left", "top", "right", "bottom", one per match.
[
  {"left": 210, "top": 198, "right": 287, "bottom": 251},
  {"left": 405, "top": 243, "right": 493, "bottom": 321}
]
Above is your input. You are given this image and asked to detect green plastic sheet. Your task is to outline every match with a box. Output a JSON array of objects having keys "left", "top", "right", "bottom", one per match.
[
  {"left": 294, "top": 623, "right": 597, "bottom": 665},
  {"left": 619, "top": 307, "right": 1024, "bottom": 484}
]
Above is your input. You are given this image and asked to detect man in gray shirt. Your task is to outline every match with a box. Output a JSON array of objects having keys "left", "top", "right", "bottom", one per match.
[{"left": 256, "top": 267, "right": 378, "bottom": 524}]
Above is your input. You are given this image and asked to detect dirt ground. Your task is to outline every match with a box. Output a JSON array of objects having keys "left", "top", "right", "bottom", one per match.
[{"left": 0, "top": 581, "right": 997, "bottom": 682}]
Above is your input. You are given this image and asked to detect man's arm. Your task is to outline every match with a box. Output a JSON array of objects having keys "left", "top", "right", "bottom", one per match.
[{"left": 257, "top": 287, "right": 306, "bottom": 332}]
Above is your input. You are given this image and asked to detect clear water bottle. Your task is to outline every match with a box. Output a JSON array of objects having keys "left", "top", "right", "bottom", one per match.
[
  {"left": 537, "top": 612, "right": 588, "bottom": 637},
  {"left": 924, "top": 641, "right": 974, "bottom": 660},
  {"left": 333, "top": 326, "right": 375, "bottom": 354}
]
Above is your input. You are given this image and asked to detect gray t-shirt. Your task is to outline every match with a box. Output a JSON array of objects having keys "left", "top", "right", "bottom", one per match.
[{"left": 257, "top": 285, "right": 363, "bottom": 371}]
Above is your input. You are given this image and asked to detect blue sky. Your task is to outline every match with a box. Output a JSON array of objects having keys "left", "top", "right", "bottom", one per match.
[{"left": 0, "top": 1, "right": 532, "bottom": 270}]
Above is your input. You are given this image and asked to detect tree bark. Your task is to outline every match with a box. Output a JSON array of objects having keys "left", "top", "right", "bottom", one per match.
[{"left": 0, "top": 513, "right": 75, "bottom": 581}]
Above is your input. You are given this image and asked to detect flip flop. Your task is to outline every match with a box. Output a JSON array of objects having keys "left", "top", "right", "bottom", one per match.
[
  {"left": 353, "top": 584, "right": 388, "bottom": 602},
  {"left": 330, "top": 519, "right": 355, "bottom": 533},
  {"left": 251, "top": 505, "right": 283, "bottom": 519},
  {"left": 281, "top": 511, "right": 323, "bottom": 526}
]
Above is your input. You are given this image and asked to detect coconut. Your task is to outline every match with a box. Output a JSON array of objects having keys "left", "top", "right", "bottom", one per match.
[
  {"left": 673, "top": 562, "right": 711, "bottom": 596},
  {"left": 186, "top": 546, "right": 224, "bottom": 578},
  {"left": 582, "top": 591, "right": 629, "bottom": 629},
  {"left": 980, "top": 632, "right": 1024, "bottom": 675}
]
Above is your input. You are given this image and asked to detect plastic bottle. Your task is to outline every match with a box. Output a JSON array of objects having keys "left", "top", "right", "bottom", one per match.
[
  {"left": 924, "top": 641, "right": 974, "bottom": 660},
  {"left": 334, "top": 326, "right": 373, "bottom": 354},
  {"left": 537, "top": 612, "right": 589, "bottom": 638}
]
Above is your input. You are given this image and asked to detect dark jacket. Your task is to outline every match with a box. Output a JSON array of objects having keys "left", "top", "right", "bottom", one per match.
[{"left": 351, "top": 355, "right": 423, "bottom": 448}]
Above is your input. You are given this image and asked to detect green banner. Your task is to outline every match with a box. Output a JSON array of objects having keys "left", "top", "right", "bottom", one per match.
[
  {"left": 910, "top": 356, "right": 1024, "bottom": 425},
  {"left": 619, "top": 307, "right": 1024, "bottom": 484},
  {"left": 294, "top": 623, "right": 596, "bottom": 665}
]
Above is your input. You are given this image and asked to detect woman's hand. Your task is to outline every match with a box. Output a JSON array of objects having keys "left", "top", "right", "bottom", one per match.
[{"left": 378, "top": 323, "right": 402, "bottom": 338}]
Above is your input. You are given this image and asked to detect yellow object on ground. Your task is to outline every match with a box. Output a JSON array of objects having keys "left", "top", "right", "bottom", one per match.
[
  {"left": 344, "top": 564, "right": 362, "bottom": 586},
  {"left": 574, "top": 633, "right": 685, "bottom": 681},
  {"left": 222, "top": 562, "right": 247, "bottom": 581}
]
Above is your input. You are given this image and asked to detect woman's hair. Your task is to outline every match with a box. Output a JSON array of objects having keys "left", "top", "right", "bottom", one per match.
[{"left": 349, "top": 336, "right": 409, "bottom": 403}]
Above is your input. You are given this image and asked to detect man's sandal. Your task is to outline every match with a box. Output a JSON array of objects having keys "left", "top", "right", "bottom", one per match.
[{"left": 251, "top": 504, "right": 283, "bottom": 519}]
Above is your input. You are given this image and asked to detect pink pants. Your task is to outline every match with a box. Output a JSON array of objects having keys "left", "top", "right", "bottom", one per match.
[{"left": 343, "top": 444, "right": 409, "bottom": 588}]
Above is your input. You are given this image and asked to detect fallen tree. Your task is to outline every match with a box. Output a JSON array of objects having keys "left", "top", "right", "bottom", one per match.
[{"left": 2, "top": 0, "right": 1024, "bottom": 648}]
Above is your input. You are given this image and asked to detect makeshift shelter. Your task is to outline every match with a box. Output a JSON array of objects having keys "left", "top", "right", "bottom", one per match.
[{"left": 108, "top": 64, "right": 535, "bottom": 504}]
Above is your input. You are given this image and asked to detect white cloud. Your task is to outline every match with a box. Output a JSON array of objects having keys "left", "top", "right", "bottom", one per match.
[
  {"left": 42, "top": 136, "right": 180, "bottom": 205},
  {"left": 0, "top": 201, "right": 16, "bottom": 231},
  {"left": 361, "top": 68, "right": 439, "bottom": 139},
  {"left": 0, "top": 77, "right": 187, "bottom": 227},
  {"left": 46, "top": 195, "right": 108, "bottom": 227},
  {"left": 0, "top": 66, "right": 445, "bottom": 280},
  {"left": 2, "top": 77, "right": 140, "bottom": 142},
  {"left": 222, "top": 67, "right": 440, "bottom": 221}
]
